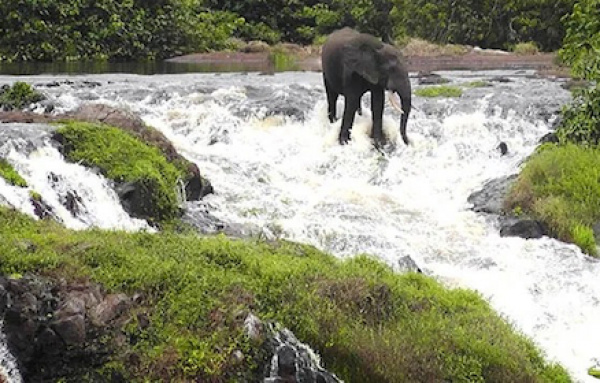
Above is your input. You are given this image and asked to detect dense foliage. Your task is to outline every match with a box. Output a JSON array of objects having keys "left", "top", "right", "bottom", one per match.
[
  {"left": 0, "top": 0, "right": 576, "bottom": 61},
  {"left": 0, "top": 0, "right": 241, "bottom": 61},
  {"left": 0, "top": 207, "right": 571, "bottom": 382}
]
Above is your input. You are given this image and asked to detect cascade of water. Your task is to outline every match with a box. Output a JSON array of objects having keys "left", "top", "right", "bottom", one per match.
[
  {"left": 1, "top": 71, "right": 597, "bottom": 382},
  {"left": 0, "top": 322, "right": 22, "bottom": 383},
  {"left": 0, "top": 123, "right": 150, "bottom": 231}
]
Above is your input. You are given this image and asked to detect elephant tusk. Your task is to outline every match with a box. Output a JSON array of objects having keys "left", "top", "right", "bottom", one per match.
[{"left": 388, "top": 91, "right": 403, "bottom": 114}]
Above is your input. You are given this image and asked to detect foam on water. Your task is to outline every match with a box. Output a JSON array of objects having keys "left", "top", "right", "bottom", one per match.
[{"left": 2, "top": 71, "right": 597, "bottom": 381}]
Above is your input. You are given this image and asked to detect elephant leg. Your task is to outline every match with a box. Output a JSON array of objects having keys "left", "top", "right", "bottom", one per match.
[
  {"left": 324, "top": 78, "right": 338, "bottom": 123},
  {"left": 370, "top": 89, "right": 385, "bottom": 148},
  {"left": 340, "top": 94, "right": 361, "bottom": 145}
]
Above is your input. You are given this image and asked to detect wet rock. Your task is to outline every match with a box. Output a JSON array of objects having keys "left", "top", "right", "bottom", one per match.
[
  {"left": 31, "top": 195, "right": 55, "bottom": 220},
  {"left": 490, "top": 76, "right": 512, "bottom": 83},
  {"left": 397, "top": 255, "right": 423, "bottom": 273},
  {"left": 498, "top": 142, "right": 508, "bottom": 156},
  {"left": 244, "top": 314, "right": 341, "bottom": 383},
  {"left": 468, "top": 175, "right": 517, "bottom": 215},
  {"left": 67, "top": 103, "right": 146, "bottom": 132},
  {"left": 62, "top": 190, "right": 83, "bottom": 216},
  {"left": 538, "top": 132, "right": 559, "bottom": 144},
  {"left": 417, "top": 71, "right": 450, "bottom": 85},
  {"left": 500, "top": 219, "right": 548, "bottom": 239}
]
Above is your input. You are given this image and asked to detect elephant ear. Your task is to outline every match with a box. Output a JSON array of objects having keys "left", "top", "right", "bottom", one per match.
[{"left": 343, "top": 37, "right": 384, "bottom": 85}]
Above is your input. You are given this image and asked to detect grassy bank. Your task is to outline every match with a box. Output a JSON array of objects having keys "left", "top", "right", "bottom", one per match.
[
  {"left": 505, "top": 143, "right": 600, "bottom": 256},
  {"left": 0, "top": 207, "right": 570, "bottom": 382}
]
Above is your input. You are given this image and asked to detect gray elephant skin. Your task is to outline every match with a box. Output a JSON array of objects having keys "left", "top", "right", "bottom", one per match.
[{"left": 321, "top": 27, "right": 412, "bottom": 148}]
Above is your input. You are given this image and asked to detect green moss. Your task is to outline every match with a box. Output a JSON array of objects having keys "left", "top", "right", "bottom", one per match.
[
  {"left": 505, "top": 143, "right": 600, "bottom": 256},
  {"left": 0, "top": 158, "right": 27, "bottom": 187},
  {"left": 0, "top": 207, "right": 571, "bottom": 382},
  {"left": 29, "top": 190, "right": 42, "bottom": 201},
  {"left": 54, "top": 121, "right": 184, "bottom": 223},
  {"left": 590, "top": 367, "right": 600, "bottom": 378},
  {"left": 0, "top": 81, "right": 45, "bottom": 109},
  {"left": 415, "top": 85, "right": 463, "bottom": 98},
  {"left": 464, "top": 80, "right": 491, "bottom": 88}
]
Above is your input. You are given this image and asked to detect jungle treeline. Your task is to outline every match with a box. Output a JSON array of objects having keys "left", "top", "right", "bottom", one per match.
[{"left": 0, "top": 0, "right": 579, "bottom": 61}]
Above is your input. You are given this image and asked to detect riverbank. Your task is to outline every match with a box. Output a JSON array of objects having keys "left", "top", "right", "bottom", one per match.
[{"left": 167, "top": 43, "right": 568, "bottom": 77}]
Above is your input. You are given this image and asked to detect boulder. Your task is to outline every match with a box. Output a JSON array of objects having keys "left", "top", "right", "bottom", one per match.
[
  {"left": 467, "top": 175, "right": 517, "bottom": 215},
  {"left": 500, "top": 218, "right": 548, "bottom": 239}
]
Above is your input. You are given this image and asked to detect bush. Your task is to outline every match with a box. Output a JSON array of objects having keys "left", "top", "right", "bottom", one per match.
[
  {"left": 415, "top": 85, "right": 463, "bottom": 98},
  {"left": 557, "top": 86, "right": 600, "bottom": 146},
  {"left": 512, "top": 42, "right": 539, "bottom": 55},
  {"left": 0, "top": 82, "right": 45, "bottom": 110},
  {"left": 505, "top": 143, "right": 600, "bottom": 256},
  {"left": 0, "top": 207, "right": 571, "bottom": 382}
]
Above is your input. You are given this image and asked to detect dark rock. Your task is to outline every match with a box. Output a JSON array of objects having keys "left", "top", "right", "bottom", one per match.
[
  {"left": 490, "top": 76, "right": 512, "bottom": 83},
  {"left": 417, "top": 71, "right": 450, "bottom": 85},
  {"left": 36, "top": 327, "right": 62, "bottom": 355},
  {"left": 52, "top": 314, "right": 86, "bottom": 346},
  {"left": 498, "top": 142, "right": 508, "bottom": 156},
  {"left": 500, "top": 219, "right": 547, "bottom": 239},
  {"left": 31, "top": 196, "right": 55, "bottom": 220},
  {"left": 67, "top": 103, "right": 147, "bottom": 133},
  {"left": 62, "top": 190, "right": 83, "bottom": 216},
  {"left": 468, "top": 175, "right": 517, "bottom": 215},
  {"left": 538, "top": 132, "right": 559, "bottom": 144}
]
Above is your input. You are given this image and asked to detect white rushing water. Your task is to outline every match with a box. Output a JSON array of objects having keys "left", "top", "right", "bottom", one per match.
[
  {"left": 1, "top": 70, "right": 599, "bottom": 382},
  {"left": 0, "top": 123, "right": 150, "bottom": 231}
]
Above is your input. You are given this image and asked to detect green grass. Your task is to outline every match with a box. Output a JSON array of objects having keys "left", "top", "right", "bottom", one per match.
[
  {"left": 0, "top": 207, "right": 570, "bottom": 382},
  {"left": 0, "top": 158, "right": 27, "bottom": 187},
  {"left": 54, "top": 121, "right": 185, "bottom": 223},
  {"left": 590, "top": 367, "right": 600, "bottom": 379},
  {"left": 415, "top": 85, "right": 463, "bottom": 98},
  {"left": 464, "top": 80, "right": 491, "bottom": 88},
  {"left": 505, "top": 143, "right": 600, "bottom": 256}
]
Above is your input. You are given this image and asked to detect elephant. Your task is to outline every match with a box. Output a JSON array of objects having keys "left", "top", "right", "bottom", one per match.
[{"left": 321, "top": 27, "right": 412, "bottom": 148}]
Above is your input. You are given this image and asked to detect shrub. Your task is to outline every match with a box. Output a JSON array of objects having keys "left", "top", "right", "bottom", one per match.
[
  {"left": 511, "top": 42, "right": 539, "bottom": 55},
  {"left": 557, "top": 86, "right": 600, "bottom": 146},
  {"left": 505, "top": 143, "right": 600, "bottom": 256},
  {"left": 0, "top": 82, "right": 45, "bottom": 110},
  {"left": 0, "top": 158, "right": 27, "bottom": 187},
  {"left": 415, "top": 85, "right": 463, "bottom": 98},
  {"left": 0, "top": 207, "right": 571, "bottom": 382},
  {"left": 53, "top": 121, "right": 185, "bottom": 223}
]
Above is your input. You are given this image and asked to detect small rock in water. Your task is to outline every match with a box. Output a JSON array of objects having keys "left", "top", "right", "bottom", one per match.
[{"left": 497, "top": 142, "right": 508, "bottom": 156}]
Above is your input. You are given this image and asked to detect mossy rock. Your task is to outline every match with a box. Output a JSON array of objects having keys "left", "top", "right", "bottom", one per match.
[
  {"left": 52, "top": 121, "right": 185, "bottom": 224},
  {"left": 66, "top": 103, "right": 213, "bottom": 201},
  {"left": 0, "top": 158, "right": 27, "bottom": 187},
  {"left": 0, "top": 207, "right": 572, "bottom": 382}
]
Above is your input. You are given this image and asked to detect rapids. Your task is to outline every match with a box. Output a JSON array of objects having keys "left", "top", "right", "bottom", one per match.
[{"left": 0, "top": 70, "right": 598, "bottom": 382}]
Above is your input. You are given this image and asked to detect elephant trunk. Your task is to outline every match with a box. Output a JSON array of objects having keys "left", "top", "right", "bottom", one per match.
[{"left": 397, "top": 90, "right": 411, "bottom": 145}]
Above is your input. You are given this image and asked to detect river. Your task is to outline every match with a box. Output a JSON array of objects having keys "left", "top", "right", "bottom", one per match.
[{"left": 0, "top": 68, "right": 598, "bottom": 382}]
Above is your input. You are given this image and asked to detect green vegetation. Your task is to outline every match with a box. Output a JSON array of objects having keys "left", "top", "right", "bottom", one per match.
[
  {"left": 0, "top": 159, "right": 27, "bottom": 187},
  {"left": 512, "top": 42, "right": 539, "bottom": 55},
  {"left": 0, "top": 0, "right": 577, "bottom": 61},
  {"left": 415, "top": 85, "right": 463, "bottom": 98},
  {"left": 0, "top": 206, "right": 570, "bottom": 382},
  {"left": 505, "top": 144, "right": 600, "bottom": 256},
  {"left": 54, "top": 121, "right": 184, "bottom": 223},
  {"left": 464, "top": 81, "right": 491, "bottom": 88},
  {"left": 590, "top": 367, "right": 600, "bottom": 378},
  {"left": 0, "top": 81, "right": 45, "bottom": 110}
]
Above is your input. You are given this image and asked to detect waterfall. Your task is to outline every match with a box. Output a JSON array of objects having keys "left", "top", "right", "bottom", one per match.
[{"left": 0, "top": 70, "right": 598, "bottom": 382}]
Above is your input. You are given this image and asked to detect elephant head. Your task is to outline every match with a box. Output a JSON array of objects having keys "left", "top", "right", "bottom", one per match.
[{"left": 343, "top": 35, "right": 412, "bottom": 145}]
